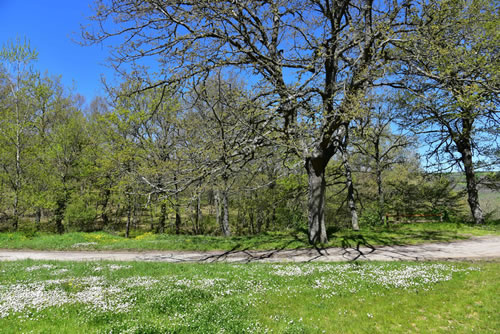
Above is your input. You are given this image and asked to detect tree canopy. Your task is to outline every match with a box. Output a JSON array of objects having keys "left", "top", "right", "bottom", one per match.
[{"left": 0, "top": 0, "right": 497, "bottom": 240}]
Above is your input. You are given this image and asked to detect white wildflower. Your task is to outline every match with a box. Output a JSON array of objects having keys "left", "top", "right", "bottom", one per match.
[{"left": 25, "top": 264, "right": 56, "bottom": 272}]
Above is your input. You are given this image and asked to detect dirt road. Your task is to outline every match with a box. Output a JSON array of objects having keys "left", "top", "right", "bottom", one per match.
[{"left": 1, "top": 235, "right": 499, "bottom": 263}]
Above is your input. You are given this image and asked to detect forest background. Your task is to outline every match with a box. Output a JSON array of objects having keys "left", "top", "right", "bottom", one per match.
[{"left": 0, "top": 0, "right": 498, "bottom": 244}]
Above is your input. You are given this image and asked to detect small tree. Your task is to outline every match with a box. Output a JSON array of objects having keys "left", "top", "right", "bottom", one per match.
[
  {"left": 0, "top": 38, "right": 38, "bottom": 230},
  {"left": 351, "top": 99, "right": 411, "bottom": 223},
  {"left": 394, "top": 0, "right": 499, "bottom": 224}
]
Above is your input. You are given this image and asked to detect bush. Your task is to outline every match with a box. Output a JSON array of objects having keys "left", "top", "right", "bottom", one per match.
[
  {"left": 359, "top": 208, "right": 383, "bottom": 227},
  {"left": 18, "top": 219, "right": 38, "bottom": 238},
  {"left": 64, "top": 197, "right": 97, "bottom": 232}
]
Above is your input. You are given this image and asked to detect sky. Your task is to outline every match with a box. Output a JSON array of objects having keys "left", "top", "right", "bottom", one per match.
[{"left": 0, "top": 0, "right": 114, "bottom": 105}]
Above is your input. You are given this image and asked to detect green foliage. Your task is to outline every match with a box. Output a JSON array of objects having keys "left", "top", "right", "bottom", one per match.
[
  {"left": 0, "top": 37, "right": 38, "bottom": 63},
  {"left": 359, "top": 207, "right": 382, "bottom": 227},
  {"left": 0, "top": 38, "right": 41, "bottom": 230},
  {"left": 0, "top": 5, "right": 498, "bottom": 239},
  {"left": 16, "top": 219, "right": 38, "bottom": 238},
  {"left": 394, "top": 0, "right": 499, "bottom": 225},
  {"left": 64, "top": 196, "right": 97, "bottom": 232}
]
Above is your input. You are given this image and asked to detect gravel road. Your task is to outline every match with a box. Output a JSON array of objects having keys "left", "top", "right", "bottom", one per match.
[{"left": 1, "top": 235, "right": 499, "bottom": 263}]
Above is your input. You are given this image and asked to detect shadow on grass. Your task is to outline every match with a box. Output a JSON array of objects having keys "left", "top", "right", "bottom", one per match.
[{"left": 339, "top": 225, "right": 467, "bottom": 246}]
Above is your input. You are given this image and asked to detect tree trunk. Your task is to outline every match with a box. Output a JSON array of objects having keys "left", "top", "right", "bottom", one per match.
[
  {"left": 172, "top": 175, "right": 181, "bottom": 234},
  {"left": 158, "top": 201, "right": 167, "bottom": 233},
  {"left": 132, "top": 200, "right": 139, "bottom": 230},
  {"left": 221, "top": 189, "right": 231, "bottom": 236},
  {"left": 125, "top": 201, "right": 131, "bottom": 238},
  {"left": 173, "top": 188, "right": 181, "bottom": 234},
  {"left": 35, "top": 208, "right": 41, "bottom": 230},
  {"left": 13, "top": 90, "right": 21, "bottom": 232},
  {"left": 175, "top": 207, "right": 181, "bottom": 234},
  {"left": 458, "top": 141, "right": 484, "bottom": 225},
  {"left": 342, "top": 149, "right": 359, "bottom": 231},
  {"left": 12, "top": 192, "right": 19, "bottom": 231},
  {"left": 374, "top": 137, "right": 385, "bottom": 224},
  {"left": 376, "top": 163, "right": 384, "bottom": 224},
  {"left": 101, "top": 188, "right": 111, "bottom": 227},
  {"left": 340, "top": 127, "right": 359, "bottom": 231},
  {"left": 256, "top": 210, "right": 263, "bottom": 234},
  {"left": 214, "top": 190, "right": 221, "bottom": 230},
  {"left": 149, "top": 205, "right": 155, "bottom": 231},
  {"left": 54, "top": 197, "right": 66, "bottom": 234},
  {"left": 13, "top": 131, "right": 20, "bottom": 230},
  {"left": 266, "top": 208, "right": 275, "bottom": 231},
  {"left": 248, "top": 208, "right": 255, "bottom": 235},
  {"left": 194, "top": 191, "right": 202, "bottom": 234},
  {"left": 305, "top": 157, "right": 328, "bottom": 244}
]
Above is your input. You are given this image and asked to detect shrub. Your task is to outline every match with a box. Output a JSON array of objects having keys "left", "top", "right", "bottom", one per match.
[{"left": 64, "top": 197, "right": 97, "bottom": 232}]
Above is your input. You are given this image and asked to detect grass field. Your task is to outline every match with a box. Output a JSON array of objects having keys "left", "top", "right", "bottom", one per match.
[
  {"left": 479, "top": 188, "right": 500, "bottom": 220},
  {"left": 0, "top": 260, "right": 498, "bottom": 333},
  {"left": 1, "top": 222, "right": 498, "bottom": 252}
]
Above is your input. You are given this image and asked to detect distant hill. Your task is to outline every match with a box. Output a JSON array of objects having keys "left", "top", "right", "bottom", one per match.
[{"left": 443, "top": 172, "right": 499, "bottom": 220}]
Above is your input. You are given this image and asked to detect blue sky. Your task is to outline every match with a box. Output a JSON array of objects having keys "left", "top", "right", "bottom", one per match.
[{"left": 0, "top": 0, "right": 113, "bottom": 104}]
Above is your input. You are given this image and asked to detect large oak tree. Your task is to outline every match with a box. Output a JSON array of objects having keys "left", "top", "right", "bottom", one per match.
[{"left": 83, "top": 0, "right": 411, "bottom": 243}]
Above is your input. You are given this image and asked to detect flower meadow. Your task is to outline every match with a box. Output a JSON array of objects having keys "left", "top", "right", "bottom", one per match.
[{"left": 0, "top": 260, "right": 498, "bottom": 333}]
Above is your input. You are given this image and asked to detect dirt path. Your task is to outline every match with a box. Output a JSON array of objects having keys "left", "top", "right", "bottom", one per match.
[{"left": 1, "top": 235, "right": 499, "bottom": 263}]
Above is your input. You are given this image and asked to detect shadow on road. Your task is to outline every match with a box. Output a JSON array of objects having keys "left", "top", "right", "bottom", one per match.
[{"left": 184, "top": 230, "right": 476, "bottom": 263}]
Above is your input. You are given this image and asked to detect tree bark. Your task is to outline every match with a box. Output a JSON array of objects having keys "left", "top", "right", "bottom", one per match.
[
  {"left": 256, "top": 210, "right": 263, "bottom": 234},
  {"left": 175, "top": 206, "right": 181, "bottom": 234},
  {"left": 158, "top": 201, "right": 167, "bottom": 233},
  {"left": 12, "top": 192, "right": 19, "bottom": 231},
  {"left": 458, "top": 141, "right": 484, "bottom": 225},
  {"left": 132, "top": 199, "right": 138, "bottom": 230},
  {"left": 173, "top": 190, "right": 181, "bottom": 234},
  {"left": 374, "top": 137, "right": 385, "bottom": 224},
  {"left": 305, "top": 157, "right": 328, "bottom": 244},
  {"left": 248, "top": 208, "right": 255, "bottom": 235},
  {"left": 101, "top": 187, "right": 111, "bottom": 226},
  {"left": 54, "top": 197, "right": 66, "bottom": 234},
  {"left": 172, "top": 175, "right": 181, "bottom": 234},
  {"left": 194, "top": 192, "right": 202, "bottom": 234},
  {"left": 221, "top": 189, "right": 231, "bottom": 236},
  {"left": 376, "top": 162, "right": 384, "bottom": 224},
  {"left": 266, "top": 208, "right": 275, "bottom": 231},
  {"left": 35, "top": 208, "right": 41, "bottom": 229},
  {"left": 339, "top": 126, "right": 360, "bottom": 231},
  {"left": 12, "top": 78, "right": 21, "bottom": 231},
  {"left": 342, "top": 149, "right": 359, "bottom": 231},
  {"left": 214, "top": 190, "right": 221, "bottom": 231},
  {"left": 125, "top": 202, "right": 131, "bottom": 238}
]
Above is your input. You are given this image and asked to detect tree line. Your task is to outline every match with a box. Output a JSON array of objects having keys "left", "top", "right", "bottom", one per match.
[{"left": 0, "top": 0, "right": 498, "bottom": 243}]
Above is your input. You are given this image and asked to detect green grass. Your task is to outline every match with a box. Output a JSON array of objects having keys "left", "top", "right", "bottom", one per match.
[
  {"left": 0, "top": 260, "right": 498, "bottom": 333},
  {"left": 0, "top": 222, "right": 498, "bottom": 252}
]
